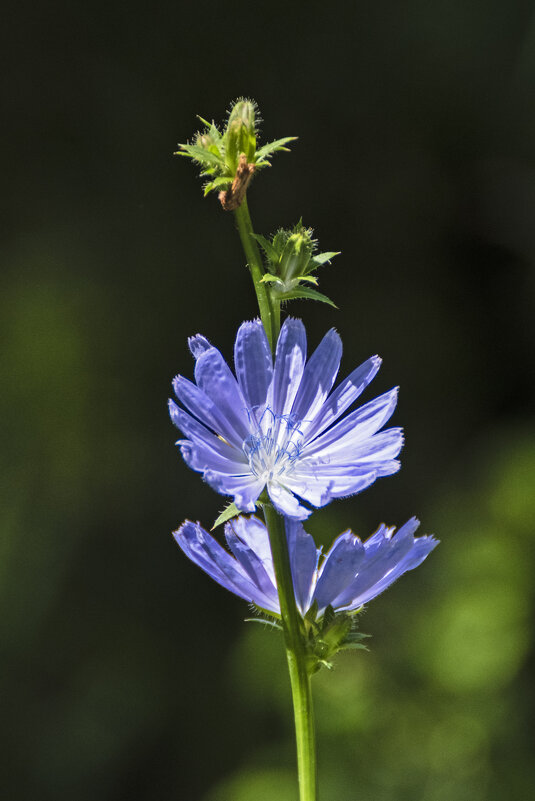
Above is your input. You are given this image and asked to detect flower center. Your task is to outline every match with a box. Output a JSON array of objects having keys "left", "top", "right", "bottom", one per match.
[{"left": 243, "top": 408, "right": 304, "bottom": 484}]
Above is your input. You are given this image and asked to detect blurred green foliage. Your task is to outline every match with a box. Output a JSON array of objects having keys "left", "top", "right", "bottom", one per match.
[{"left": 2, "top": 0, "right": 535, "bottom": 799}]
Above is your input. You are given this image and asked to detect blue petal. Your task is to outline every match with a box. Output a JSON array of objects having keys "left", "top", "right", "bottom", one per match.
[
  {"left": 301, "top": 355, "right": 382, "bottom": 440},
  {"left": 304, "top": 388, "right": 399, "bottom": 457},
  {"left": 312, "top": 532, "right": 365, "bottom": 612},
  {"left": 365, "top": 459, "right": 401, "bottom": 478},
  {"left": 174, "top": 521, "right": 279, "bottom": 612},
  {"left": 178, "top": 439, "right": 248, "bottom": 475},
  {"left": 354, "top": 524, "right": 392, "bottom": 559},
  {"left": 225, "top": 525, "right": 279, "bottom": 609},
  {"left": 297, "top": 429, "right": 403, "bottom": 495},
  {"left": 267, "top": 482, "right": 312, "bottom": 519},
  {"left": 269, "top": 318, "right": 307, "bottom": 417},
  {"left": 283, "top": 474, "right": 335, "bottom": 508},
  {"left": 173, "top": 375, "right": 245, "bottom": 448},
  {"left": 285, "top": 466, "right": 378, "bottom": 505},
  {"left": 204, "top": 471, "right": 264, "bottom": 512},
  {"left": 290, "top": 328, "right": 342, "bottom": 424},
  {"left": 194, "top": 347, "right": 251, "bottom": 440},
  {"left": 331, "top": 518, "right": 423, "bottom": 609},
  {"left": 188, "top": 334, "right": 212, "bottom": 358},
  {"left": 324, "top": 470, "right": 378, "bottom": 499},
  {"left": 286, "top": 519, "right": 319, "bottom": 614},
  {"left": 234, "top": 320, "right": 273, "bottom": 412},
  {"left": 169, "top": 400, "right": 244, "bottom": 466},
  {"left": 355, "top": 427, "right": 403, "bottom": 458},
  {"left": 225, "top": 516, "right": 275, "bottom": 585},
  {"left": 343, "top": 428, "right": 404, "bottom": 464},
  {"left": 346, "top": 535, "right": 438, "bottom": 608}
]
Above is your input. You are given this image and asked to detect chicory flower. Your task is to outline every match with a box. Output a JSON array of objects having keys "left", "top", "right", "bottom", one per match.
[
  {"left": 169, "top": 318, "right": 402, "bottom": 519},
  {"left": 174, "top": 515, "right": 438, "bottom": 617}
]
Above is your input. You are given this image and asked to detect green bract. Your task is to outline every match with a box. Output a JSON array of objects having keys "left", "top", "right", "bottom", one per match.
[
  {"left": 247, "top": 604, "right": 370, "bottom": 674},
  {"left": 175, "top": 98, "right": 296, "bottom": 208},
  {"left": 303, "top": 604, "right": 370, "bottom": 673},
  {"left": 254, "top": 222, "right": 339, "bottom": 307}
]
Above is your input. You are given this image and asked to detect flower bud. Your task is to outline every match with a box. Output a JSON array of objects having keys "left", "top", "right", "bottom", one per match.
[
  {"left": 227, "top": 99, "right": 256, "bottom": 133},
  {"left": 278, "top": 228, "right": 315, "bottom": 284},
  {"left": 256, "top": 222, "right": 339, "bottom": 307},
  {"left": 225, "top": 99, "right": 257, "bottom": 168}
]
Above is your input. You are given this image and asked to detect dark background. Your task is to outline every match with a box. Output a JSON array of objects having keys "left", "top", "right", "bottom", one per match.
[{"left": 2, "top": 1, "right": 535, "bottom": 799}]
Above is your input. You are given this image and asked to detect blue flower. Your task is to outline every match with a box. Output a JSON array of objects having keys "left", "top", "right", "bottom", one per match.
[
  {"left": 169, "top": 318, "right": 403, "bottom": 520},
  {"left": 174, "top": 516, "right": 438, "bottom": 617}
]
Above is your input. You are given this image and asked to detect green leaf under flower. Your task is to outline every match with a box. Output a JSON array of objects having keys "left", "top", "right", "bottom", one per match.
[
  {"left": 280, "top": 287, "right": 338, "bottom": 307},
  {"left": 211, "top": 501, "right": 242, "bottom": 530}
]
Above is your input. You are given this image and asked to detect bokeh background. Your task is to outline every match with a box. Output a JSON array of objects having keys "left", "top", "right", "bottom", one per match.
[{"left": 2, "top": 1, "right": 535, "bottom": 799}]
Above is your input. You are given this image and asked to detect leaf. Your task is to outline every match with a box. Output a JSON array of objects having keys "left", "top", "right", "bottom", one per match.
[
  {"left": 281, "top": 288, "right": 338, "bottom": 308},
  {"left": 204, "top": 176, "right": 232, "bottom": 196},
  {"left": 251, "top": 233, "right": 280, "bottom": 265},
  {"left": 345, "top": 631, "right": 371, "bottom": 642},
  {"left": 259, "top": 274, "right": 282, "bottom": 285},
  {"left": 211, "top": 501, "right": 242, "bottom": 530},
  {"left": 255, "top": 136, "right": 297, "bottom": 160},
  {"left": 272, "top": 229, "right": 290, "bottom": 253},
  {"left": 321, "top": 605, "right": 336, "bottom": 628},
  {"left": 197, "top": 120, "right": 223, "bottom": 147},
  {"left": 308, "top": 251, "right": 340, "bottom": 268},
  {"left": 175, "top": 144, "right": 223, "bottom": 167}
]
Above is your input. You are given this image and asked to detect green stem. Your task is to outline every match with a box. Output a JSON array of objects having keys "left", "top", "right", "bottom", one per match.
[
  {"left": 234, "top": 197, "right": 280, "bottom": 348},
  {"left": 263, "top": 503, "right": 317, "bottom": 801},
  {"left": 234, "top": 195, "right": 315, "bottom": 800}
]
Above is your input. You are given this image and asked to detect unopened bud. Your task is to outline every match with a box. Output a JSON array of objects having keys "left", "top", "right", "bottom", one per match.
[
  {"left": 227, "top": 99, "right": 256, "bottom": 130},
  {"left": 225, "top": 99, "right": 257, "bottom": 167},
  {"left": 279, "top": 228, "right": 315, "bottom": 284}
]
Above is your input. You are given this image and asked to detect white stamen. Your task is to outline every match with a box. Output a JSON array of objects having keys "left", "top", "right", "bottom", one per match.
[{"left": 243, "top": 408, "right": 304, "bottom": 483}]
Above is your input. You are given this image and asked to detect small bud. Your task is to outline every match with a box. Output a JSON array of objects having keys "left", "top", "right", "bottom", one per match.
[
  {"left": 255, "top": 222, "right": 339, "bottom": 307},
  {"left": 227, "top": 99, "right": 256, "bottom": 132},
  {"left": 278, "top": 227, "right": 315, "bottom": 284},
  {"left": 225, "top": 99, "right": 258, "bottom": 174}
]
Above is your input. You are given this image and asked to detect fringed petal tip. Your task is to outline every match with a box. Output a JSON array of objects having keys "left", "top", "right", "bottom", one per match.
[{"left": 188, "top": 334, "right": 212, "bottom": 359}]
